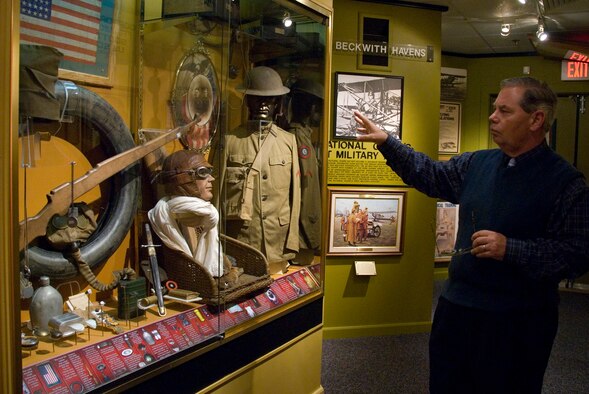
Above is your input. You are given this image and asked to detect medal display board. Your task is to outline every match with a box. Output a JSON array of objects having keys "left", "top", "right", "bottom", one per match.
[{"left": 22, "top": 267, "right": 320, "bottom": 394}]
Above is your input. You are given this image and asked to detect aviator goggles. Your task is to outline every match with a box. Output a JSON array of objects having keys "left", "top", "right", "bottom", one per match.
[
  {"left": 157, "top": 165, "right": 214, "bottom": 185},
  {"left": 185, "top": 166, "right": 214, "bottom": 180}
]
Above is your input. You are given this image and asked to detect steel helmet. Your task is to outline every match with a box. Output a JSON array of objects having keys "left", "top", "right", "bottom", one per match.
[
  {"left": 291, "top": 79, "right": 324, "bottom": 99},
  {"left": 237, "top": 66, "right": 290, "bottom": 96}
]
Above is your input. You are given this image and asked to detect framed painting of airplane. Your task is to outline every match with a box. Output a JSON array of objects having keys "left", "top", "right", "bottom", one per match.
[
  {"left": 327, "top": 187, "right": 405, "bottom": 256},
  {"left": 333, "top": 72, "right": 403, "bottom": 141}
]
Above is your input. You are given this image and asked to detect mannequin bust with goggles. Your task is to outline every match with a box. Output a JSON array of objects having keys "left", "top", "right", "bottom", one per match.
[
  {"left": 148, "top": 150, "right": 241, "bottom": 288},
  {"left": 161, "top": 151, "right": 214, "bottom": 199}
]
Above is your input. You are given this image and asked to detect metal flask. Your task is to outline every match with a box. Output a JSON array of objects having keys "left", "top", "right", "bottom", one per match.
[{"left": 29, "top": 276, "right": 63, "bottom": 337}]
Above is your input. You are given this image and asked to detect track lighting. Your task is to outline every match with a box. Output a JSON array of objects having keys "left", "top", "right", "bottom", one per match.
[
  {"left": 282, "top": 12, "right": 292, "bottom": 28},
  {"left": 536, "top": 19, "right": 548, "bottom": 41},
  {"left": 500, "top": 23, "right": 511, "bottom": 37}
]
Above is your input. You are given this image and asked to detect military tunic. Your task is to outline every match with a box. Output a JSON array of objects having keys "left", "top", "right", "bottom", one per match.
[
  {"left": 288, "top": 122, "right": 322, "bottom": 251},
  {"left": 219, "top": 123, "right": 301, "bottom": 265}
]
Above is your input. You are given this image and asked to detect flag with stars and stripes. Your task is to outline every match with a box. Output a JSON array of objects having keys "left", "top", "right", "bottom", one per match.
[
  {"left": 20, "top": 0, "right": 115, "bottom": 77},
  {"left": 37, "top": 363, "right": 61, "bottom": 387}
]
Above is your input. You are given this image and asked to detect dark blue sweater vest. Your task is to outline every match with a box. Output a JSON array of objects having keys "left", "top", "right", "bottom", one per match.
[{"left": 443, "top": 147, "right": 581, "bottom": 311}]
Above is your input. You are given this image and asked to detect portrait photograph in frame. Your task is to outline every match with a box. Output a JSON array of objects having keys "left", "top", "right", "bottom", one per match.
[
  {"left": 327, "top": 187, "right": 405, "bottom": 256},
  {"left": 439, "top": 101, "right": 461, "bottom": 154},
  {"left": 169, "top": 44, "right": 220, "bottom": 152},
  {"left": 434, "top": 201, "right": 459, "bottom": 262},
  {"left": 333, "top": 72, "right": 403, "bottom": 140}
]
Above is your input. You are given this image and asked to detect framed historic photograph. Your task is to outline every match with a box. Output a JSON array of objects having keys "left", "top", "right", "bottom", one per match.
[
  {"left": 441, "top": 67, "right": 467, "bottom": 101},
  {"left": 327, "top": 187, "right": 405, "bottom": 256},
  {"left": 333, "top": 72, "right": 403, "bottom": 140},
  {"left": 439, "top": 102, "right": 461, "bottom": 154},
  {"left": 434, "top": 201, "right": 459, "bottom": 262}
]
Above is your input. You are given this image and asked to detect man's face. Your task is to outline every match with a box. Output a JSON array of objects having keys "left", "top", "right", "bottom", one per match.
[
  {"left": 188, "top": 76, "right": 212, "bottom": 120},
  {"left": 182, "top": 156, "right": 214, "bottom": 201},
  {"left": 246, "top": 95, "right": 279, "bottom": 121},
  {"left": 489, "top": 86, "right": 544, "bottom": 156}
]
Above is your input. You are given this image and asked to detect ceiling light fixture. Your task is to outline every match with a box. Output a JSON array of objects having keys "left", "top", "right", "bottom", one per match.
[
  {"left": 536, "top": 18, "right": 548, "bottom": 41},
  {"left": 500, "top": 23, "right": 511, "bottom": 37},
  {"left": 282, "top": 12, "right": 293, "bottom": 28},
  {"left": 518, "top": 0, "right": 526, "bottom": 4}
]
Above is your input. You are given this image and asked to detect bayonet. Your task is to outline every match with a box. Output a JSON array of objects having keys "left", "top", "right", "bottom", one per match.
[{"left": 143, "top": 223, "right": 166, "bottom": 317}]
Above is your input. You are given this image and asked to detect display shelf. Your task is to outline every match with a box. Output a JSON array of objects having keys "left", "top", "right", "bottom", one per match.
[{"left": 21, "top": 265, "right": 320, "bottom": 393}]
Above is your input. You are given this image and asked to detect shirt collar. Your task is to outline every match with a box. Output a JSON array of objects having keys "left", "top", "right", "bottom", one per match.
[{"left": 504, "top": 140, "right": 549, "bottom": 167}]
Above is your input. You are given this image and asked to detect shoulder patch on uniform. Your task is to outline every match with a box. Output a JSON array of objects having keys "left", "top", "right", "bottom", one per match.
[{"left": 298, "top": 144, "right": 311, "bottom": 159}]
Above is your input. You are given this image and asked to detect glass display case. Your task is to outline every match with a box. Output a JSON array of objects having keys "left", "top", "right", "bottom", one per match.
[{"left": 17, "top": 0, "right": 330, "bottom": 392}]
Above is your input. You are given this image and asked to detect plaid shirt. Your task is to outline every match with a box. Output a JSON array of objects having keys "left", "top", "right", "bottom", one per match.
[{"left": 378, "top": 136, "right": 589, "bottom": 282}]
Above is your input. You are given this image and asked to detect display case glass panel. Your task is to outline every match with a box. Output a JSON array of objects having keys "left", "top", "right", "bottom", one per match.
[{"left": 19, "top": 1, "right": 328, "bottom": 392}]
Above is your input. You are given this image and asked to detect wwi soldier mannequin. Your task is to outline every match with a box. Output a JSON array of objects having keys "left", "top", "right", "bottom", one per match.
[
  {"left": 148, "top": 150, "right": 241, "bottom": 289},
  {"left": 288, "top": 79, "right": 323, "bottom": 264},
  {"left": 218, "top": 66, "right": 301, "bottom": 274}
]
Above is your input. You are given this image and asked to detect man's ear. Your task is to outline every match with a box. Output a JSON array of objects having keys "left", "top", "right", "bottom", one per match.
[{"left": 529, "top": 110, "right": 546, "bottom": 132}]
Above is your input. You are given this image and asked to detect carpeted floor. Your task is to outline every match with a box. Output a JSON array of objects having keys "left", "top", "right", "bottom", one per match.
[{"left": 321, "top": 283, "right": 589, "bottom": 393}]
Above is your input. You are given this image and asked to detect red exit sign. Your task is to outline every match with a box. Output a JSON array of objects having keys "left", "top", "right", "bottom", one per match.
[
  {"left": 561, "top": 50, "right": 589, "bottom": 80},
  {"left": 561, "top": 60, "right": 589, "bottom": 80}
]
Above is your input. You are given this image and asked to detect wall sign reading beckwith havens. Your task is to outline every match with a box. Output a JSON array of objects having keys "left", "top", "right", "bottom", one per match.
[
  {"left": 327, "top": 188, "right": 405, "bottom": 256},
  {"left": 333, "top": 72, "right": 403, "bottom": 141}
]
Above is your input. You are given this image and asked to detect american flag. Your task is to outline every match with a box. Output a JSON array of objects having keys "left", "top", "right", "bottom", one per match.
[
  {"left": 37, "top": 363, "right": 61, "bottom": 387},
  {"left": 20, "top": 0, "right": 113, "bottom": 75}
]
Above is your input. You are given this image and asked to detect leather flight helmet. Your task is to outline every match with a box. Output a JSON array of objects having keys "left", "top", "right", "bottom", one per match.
[
  {"left": 160, "top": 150, "right": 212, "bottom": 195},
  {"left": 237, "top": 66, "right": 290, "bottom": 96}
]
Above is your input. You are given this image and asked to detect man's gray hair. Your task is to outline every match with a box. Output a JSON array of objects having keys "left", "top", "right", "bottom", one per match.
[{"left": 500, "top": 77, "right": 557, "bottom": 134}]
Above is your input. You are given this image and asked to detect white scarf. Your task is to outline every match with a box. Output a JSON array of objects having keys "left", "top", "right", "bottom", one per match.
[{"left": 148, "top": 196, "right": 222, "bottom": 277}]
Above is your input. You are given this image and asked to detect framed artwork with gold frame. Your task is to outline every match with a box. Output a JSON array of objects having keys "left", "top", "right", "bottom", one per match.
[{"left": 327, "top": 187, "right": 405, "bottom": 256}]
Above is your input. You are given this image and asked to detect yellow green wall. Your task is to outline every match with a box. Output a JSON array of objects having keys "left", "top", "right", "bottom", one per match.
[
  {"left": 443, "top": 54, "right": 589, "bottom": 155},
  {"left": 324, "top": 3, "right": 589, "bottom": 339},
  {"left": 323, "top": 0, "right": 443, "bottom": 338}
]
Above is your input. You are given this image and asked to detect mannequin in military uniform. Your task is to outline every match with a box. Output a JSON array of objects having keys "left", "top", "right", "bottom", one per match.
[
  {"left": 148, "top": 150, "right": 241, "bottom": 288},
  {"left": 218, "top": 66, "right": 301, "bottom": 274},
  {"left": 287, "top": 79, "right": 323, "bottom": 264}
]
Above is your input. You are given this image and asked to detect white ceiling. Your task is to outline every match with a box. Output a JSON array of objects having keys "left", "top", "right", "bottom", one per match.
[{"left": 395, "top": 0, "right": 589, "bottom": 57}]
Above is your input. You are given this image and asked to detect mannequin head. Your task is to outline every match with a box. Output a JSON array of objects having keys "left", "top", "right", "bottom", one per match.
[
  {"left": 237, "top": 66, "right": 290, "bottom": 122},
  {"left": 246, "top": 95, "right": 281, "bottom": 121},
  {"left": 160, "top": 150, "right": 214, "bottom": 200},
  {"left": 290, "top": 79, "right": 324, "bottom": 126}
]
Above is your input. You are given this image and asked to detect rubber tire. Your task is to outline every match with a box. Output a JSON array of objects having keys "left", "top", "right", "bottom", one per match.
[
  {"left": 23, "top": 83, "right": 140, "bottom": 279},
  {"left": 372, "top": 225, "right": 381, "bottom": 238}
]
